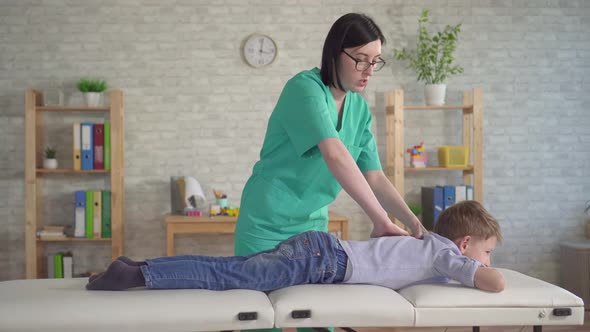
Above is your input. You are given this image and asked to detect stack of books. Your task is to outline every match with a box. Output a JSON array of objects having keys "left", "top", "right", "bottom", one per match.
[{"left": 36, "top": 225, "right": 72, "bottom": 240}]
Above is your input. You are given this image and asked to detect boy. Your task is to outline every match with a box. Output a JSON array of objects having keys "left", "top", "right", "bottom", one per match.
[{"left": 86, "top": 200, "right": 505, "bottom": 293}]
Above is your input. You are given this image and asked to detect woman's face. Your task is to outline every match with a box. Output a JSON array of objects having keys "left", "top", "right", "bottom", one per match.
[{"left": 338, "top": 40, "right": 383, "bottom": 93}]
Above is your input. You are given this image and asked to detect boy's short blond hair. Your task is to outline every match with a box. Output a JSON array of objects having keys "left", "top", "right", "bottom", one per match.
[{"left": 433, "top": 200, "right": 502, "bottom": 242}]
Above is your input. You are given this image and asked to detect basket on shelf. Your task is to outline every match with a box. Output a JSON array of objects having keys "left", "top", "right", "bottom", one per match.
[{"left": 438, "top": 146, "right": 469, "bottom": 167}]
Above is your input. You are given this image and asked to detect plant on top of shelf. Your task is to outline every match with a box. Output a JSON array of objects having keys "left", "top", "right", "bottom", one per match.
[
  {"left": 43, "top": 146, "right": 58, "bottom": 169},
  {"left": 76, "top": 79, "right": 107, "bottom": 93},
  {"left": 76, "top": 78, "right": 108, "bottom": 107},
  {"left": 393, "top": 8, "right": 463, "bottom": 106}
]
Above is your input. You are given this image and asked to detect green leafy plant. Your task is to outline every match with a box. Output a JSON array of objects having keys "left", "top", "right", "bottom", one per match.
[
  {"left": 76, "top": 79, "right": 107, "bottom": 93},
  {"left": 393, "top": 9, "right": 463, "bottom": 84},
  {"left": 45, "top": 146, "right": 57, "bottom": 159},
  {"left": 407, "top": 202, "right": 423, "bottom": 217}
]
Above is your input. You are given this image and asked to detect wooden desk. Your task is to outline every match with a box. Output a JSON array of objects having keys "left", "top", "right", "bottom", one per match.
[{"left": 164, "top": 212, "right": 349, "bottom": 256}]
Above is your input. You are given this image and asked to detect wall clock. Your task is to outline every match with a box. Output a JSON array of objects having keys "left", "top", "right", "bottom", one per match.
[{"left": 242, "top": 34, "right": 277, "bottom": 68}]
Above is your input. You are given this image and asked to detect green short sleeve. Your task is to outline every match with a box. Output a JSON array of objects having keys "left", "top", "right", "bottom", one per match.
[
  {"left": 356, "top": 114, "right": 382, "bottom": 172},
  {"left": 275, "top": 75, "right": 339, "bottom": 157}
]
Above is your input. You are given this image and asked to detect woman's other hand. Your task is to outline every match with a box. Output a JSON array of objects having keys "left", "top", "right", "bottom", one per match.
[
  {"left": 410, "top": 220, "right": 425, "bottom": 239},
  {"left": 370, "top": 221, "right": 410, "bottom": 238}
]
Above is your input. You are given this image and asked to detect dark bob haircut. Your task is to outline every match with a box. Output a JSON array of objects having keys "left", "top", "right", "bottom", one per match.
[{"left": 320, "top": 13, "right": 386, "bottom": 91}]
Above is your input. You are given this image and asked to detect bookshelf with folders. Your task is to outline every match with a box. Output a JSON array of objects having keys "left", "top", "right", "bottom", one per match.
[
  {"left": 24, "top": 89, "right": 124, "bottom": 279},
  {"left": 384, "top": 88, "right": 483, "bottom": 230}
]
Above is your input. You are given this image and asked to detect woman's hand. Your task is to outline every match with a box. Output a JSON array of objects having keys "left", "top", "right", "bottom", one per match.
[
  {"left": 409, "top": 220, "right": 425, "bottom": 239},
  {"left": 370, "top": 221, "right": 410, "bottom": 238},
  {"left": 364, "top": 170, "right": 426, "bottom": 239}
]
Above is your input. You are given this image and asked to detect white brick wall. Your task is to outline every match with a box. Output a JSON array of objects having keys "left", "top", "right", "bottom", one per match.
[{"left": 1, "top": 1, "right": 589, "bottom": 284}]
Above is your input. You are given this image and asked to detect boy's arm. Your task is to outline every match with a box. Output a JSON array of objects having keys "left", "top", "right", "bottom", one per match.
[{"left": 474, "top": 267, "right": 505, "bottom": 292}]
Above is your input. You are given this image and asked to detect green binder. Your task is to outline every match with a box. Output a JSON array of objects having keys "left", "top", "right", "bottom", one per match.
[
  {"left": 104, "top": 122, "right": 111, "bottom": 170},
  {"left": 85, "top": 191, "right": 94, "bottom": 238},
  {"left": 101, "top": 191, "right": 112, "bottom": 238},
  {"left": 53, "top": 253, "right": 64, "bottom": 279}
]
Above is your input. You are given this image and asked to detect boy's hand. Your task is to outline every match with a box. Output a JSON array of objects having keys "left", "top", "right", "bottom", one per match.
[{"left": 370, "top": 222, "right": 410, "bottom": 238}]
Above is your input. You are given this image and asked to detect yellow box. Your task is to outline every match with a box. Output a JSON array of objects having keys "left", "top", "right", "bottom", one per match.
[{"left": 438, "top": 146, "right": 469, "bottom": 167}]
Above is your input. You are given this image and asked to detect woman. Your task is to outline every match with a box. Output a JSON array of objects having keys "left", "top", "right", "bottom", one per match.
[{"left": 235, "top": 13, "right": 422, "bottom": 258}]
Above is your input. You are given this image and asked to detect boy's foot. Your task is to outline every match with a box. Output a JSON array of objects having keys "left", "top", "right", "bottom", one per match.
[
  {"left": 87, "top": 257, "right": 145, "bottom": 283},
  {"left": 86, "top": 260, "right": 145, "bottom": 291},
  {"left": 88, "top": 272, "right": 104, "bottom": 283},
  {"left": 117, "top": 256, "right": 146, "bottom": 266},
  {"left": 87, "top": 256, "right": 145, "bottom": 283}
]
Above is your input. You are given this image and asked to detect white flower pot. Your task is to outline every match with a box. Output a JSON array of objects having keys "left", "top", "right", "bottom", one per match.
[
  {"left": 43, "top": 158, "right": 58, "bottom": 169},
  {"left": 424, "top": 84, "right": 447, "bottom": 106},
  {"left": 84, "top": 92, "right": 102, "bottom": 107}
]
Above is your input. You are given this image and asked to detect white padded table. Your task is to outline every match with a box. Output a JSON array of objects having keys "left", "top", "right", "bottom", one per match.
[
  {"left": 0, "top": 269, "right": 584, "bottom": 332},
  {"left": 0, "top": 278, "right": 274, "bottom": 332},
  {"left": 399, "top": 268, "right": 584, "bottom": 328},
  {"left": 269, "top": 269, "right": 583, "bottom": 330},
  {"left": 268, "top": 284, "right": 415, "bottom": 328}
]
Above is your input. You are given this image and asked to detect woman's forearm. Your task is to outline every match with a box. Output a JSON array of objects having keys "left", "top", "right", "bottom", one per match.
[
  {"left": 318, "top": 138, "right": 389, "bottom": 227},
  {"left": 365, "top": 170, "right": 421, "bottom": 233}
]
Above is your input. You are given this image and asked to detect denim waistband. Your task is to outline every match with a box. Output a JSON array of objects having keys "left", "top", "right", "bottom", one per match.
[{"left": 333, "top": 240, "right": 348, "bottom": 283}]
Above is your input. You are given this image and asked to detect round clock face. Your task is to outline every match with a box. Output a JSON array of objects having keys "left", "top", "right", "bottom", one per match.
[{"left": 242, "top": 34, "right": 277, "bottom": 68}]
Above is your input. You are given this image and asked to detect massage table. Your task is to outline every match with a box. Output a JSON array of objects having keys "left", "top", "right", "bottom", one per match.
[{"left": 0, "top": 268, "right": 583, "bottom": 332}]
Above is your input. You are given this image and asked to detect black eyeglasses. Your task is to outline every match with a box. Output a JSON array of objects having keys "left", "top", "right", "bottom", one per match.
[{"left": 342, "top": 50, "right": 386, "bottom": 72}]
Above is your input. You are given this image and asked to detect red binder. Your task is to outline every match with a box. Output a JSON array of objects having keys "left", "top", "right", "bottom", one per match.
[{"left": 93, "top": 124, "right": 104, "bottom": 169}]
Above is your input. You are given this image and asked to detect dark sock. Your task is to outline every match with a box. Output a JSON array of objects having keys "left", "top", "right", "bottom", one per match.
[
  {"left": 117, "top": 256, "right": 146, "bottom": 266},
  {"left": 86, "top": 260, "right": 145, "bottom": 291},
  {"left": 88, "top": 272, "right": 105, "bottom": 283},
  {"left": 89, "top": 256, "right": 144, "bottom": 283}
]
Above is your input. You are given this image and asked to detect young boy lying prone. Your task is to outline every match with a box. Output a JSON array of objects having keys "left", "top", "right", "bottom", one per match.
[{"left": 87, "top": 200, "right": 504, "bottom": 293}]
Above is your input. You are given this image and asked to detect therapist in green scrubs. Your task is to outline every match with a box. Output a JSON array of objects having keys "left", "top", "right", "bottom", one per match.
[{"left": 235, "top": 13, "right": 422, "bottom": 259}]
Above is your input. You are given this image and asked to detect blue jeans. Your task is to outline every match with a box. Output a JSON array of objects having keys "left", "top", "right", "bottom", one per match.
[{"left": 141, "top": 231, "right": 348, "bottom": 290}]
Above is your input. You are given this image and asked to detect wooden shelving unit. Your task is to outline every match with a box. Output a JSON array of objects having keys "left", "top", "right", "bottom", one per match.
[
  {"left": 384, "top": 88, "right": 483, "bottom": 220},
  {"left": 24, "top": 89, "right": 125, "bottom": 279}
]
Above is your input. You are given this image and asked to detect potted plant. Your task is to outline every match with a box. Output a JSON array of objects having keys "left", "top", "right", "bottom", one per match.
[
  {"left": 393, "top": 9, "right": 463, "bottom": 106},
  {"left": 76, "top": 78, "right": 108, "bottom": 107},
  {"left": 43, "top": 146, "right": 58, "bottom": 169}
]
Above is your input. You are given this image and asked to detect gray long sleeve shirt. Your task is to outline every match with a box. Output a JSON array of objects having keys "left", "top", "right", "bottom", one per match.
[{"left": 339, "top": 233, "right": 482, "bottom": 289}]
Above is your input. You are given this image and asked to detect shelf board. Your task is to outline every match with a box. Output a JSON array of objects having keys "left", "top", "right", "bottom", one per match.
[
  {"left": 385, "top": 166, "right": 475, "bottom": 176},
  {"left": 404, "top": 104, "right": 473, "bottom": 111},
  {"left": 405, "top": 166, "right": 474, "bottom": 172},
  {"left": 36, "top": 169, "right": 109, "bottom": 174},
  {"left": 36, "top": 237, "right": 111, "bottom": 242},
  {"left": 36, "top": 106, "right": 110, "bottom": 112}
]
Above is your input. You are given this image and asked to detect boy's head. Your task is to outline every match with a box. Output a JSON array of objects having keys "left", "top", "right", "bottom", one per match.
[{"left": 433, "top": 200, "right": 502, "bottom": 267}]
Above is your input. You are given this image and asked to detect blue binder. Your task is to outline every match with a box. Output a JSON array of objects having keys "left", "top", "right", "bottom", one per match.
[
  {"left": 434, "top": 186, "right": 444, "bottom": 225},
  {"left": 443, "top": 185, "right": 456, "bottom": 210},
  {"left": 421, "top": 186, "right": 444, "bottom": 230},
  {"left": 81, "top": 123, "right": 94, "bottom": 170},
  {"left": 74, "top": 191, "right": 86, "bottom": 238}
]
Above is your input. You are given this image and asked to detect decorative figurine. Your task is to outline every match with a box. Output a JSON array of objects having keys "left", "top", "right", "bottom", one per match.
[{"left": 407, "top": 142, "right": 427, "bottom": 168}]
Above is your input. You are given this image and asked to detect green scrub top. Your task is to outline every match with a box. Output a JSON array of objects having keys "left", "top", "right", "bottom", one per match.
[{"left": 234, "top": 68, "right": 382, "bottom": 255}]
